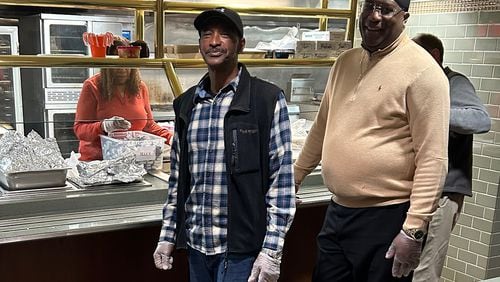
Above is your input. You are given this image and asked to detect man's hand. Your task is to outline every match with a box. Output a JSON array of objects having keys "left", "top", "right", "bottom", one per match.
[
  {"left": 153, "top": 242, "right": 175, "bottom": 270},
  {"left": 448, "top": 193, "right": 465, "bottom": 227},
  {"left": 385, "top": 231, "right": 422, "bottom": 277},
  {"left": 248, "top": 252, "right": 281, "bottom": 282}
]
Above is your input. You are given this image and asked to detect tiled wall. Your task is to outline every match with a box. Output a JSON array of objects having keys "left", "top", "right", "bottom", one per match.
[{"left": 353, "top": 0, "right": 499, "bottom": 281}]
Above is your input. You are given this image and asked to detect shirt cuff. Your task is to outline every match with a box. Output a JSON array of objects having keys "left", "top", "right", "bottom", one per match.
[
  {"left": 403, "top": 215, "right": 428, "bottom": 231},
  {"left": 261, "top": 248, "right": 282, "bottom": 261}
]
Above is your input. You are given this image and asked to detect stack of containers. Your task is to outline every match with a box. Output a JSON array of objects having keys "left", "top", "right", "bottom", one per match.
[{"left": 295, "top": 29, "right": 352, "bottom": 58}]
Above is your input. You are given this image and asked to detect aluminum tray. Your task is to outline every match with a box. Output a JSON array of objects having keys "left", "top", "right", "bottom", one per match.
[{"left": 0, "top": 168, "right": 68, "bottom": 191}]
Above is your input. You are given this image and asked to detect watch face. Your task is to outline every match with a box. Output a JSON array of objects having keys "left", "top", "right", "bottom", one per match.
[{"left": 414, "top": 230, "right": 424, "bottom": 239}]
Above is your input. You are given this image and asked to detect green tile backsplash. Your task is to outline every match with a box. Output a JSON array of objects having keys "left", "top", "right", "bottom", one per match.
[
  {"left": 446, "top": 26, "right": 467, "bottom": 37},
  {"left": 479, "top": 11, "right": 500, "bottom": 24},
  {"left": 439, "top": 13, "right": 459, "bottom": 25},
  {"left": 467, "top": 25, "right": 489, "bottom": 37},
  {"left": 455, "top": 38, "right": 476, "bottom": 50},
  {"left": 476, "top": 39, "right": 499, "bottom": 51},
  {"left": 458, "top": 12, "right": 479, "bottom": 24},
  {"left": 472, "top": 65, "right": 494, "bottom": 77}
]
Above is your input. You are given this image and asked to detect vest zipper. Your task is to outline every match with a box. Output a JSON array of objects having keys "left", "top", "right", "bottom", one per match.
[
  {"left": 224, "top": 251, "right": 228, "bottom": 272},
  {"left": 231, "top": 129, "right": 238, "bottom": 171}
]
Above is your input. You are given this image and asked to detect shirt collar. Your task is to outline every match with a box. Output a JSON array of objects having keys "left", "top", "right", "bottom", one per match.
[
  {"left": 193, "top": 67, "right": 242, "bottom": 104},
  {"left": 362, "top": 32, "right": 408, "bottom": 58}
]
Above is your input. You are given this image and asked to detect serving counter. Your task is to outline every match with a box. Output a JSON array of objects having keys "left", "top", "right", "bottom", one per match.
[{"left": 0, "top": 169, "right": 331, "bottom": 282}]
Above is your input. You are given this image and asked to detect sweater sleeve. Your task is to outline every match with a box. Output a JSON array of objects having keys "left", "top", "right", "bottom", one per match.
[
  {"left": 404, "top": 65, "right": 450, "bottom": 230},
  {"left": 140, "top": 83, "right": 173, "bottom": 144},
  {"left": 74, "top": 78, "right": 105, "bottom": 142},
  {"left": 449, "top": 75, "right": 491, "bottom": 135}
]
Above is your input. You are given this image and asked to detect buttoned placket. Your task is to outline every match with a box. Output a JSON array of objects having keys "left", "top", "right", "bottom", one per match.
[
  {"left": 201, "top": 93, "right": 224, "bottom": 248},
  {"left": 205, "top": 94, "right": 224, "bottom": 178}
]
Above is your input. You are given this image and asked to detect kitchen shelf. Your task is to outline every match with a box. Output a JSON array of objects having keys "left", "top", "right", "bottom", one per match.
[
  {"left": 0, "top": 0, "right": 156, "bottom": 10},
  {"left": 0, "top": 55, "right": 336, "bottom": 68},
  {"left": 0, "top": 0, "right": 358, "bottom": 94},
  {"left": 163, "top": 2, "right": 354, "bottom": 17}
]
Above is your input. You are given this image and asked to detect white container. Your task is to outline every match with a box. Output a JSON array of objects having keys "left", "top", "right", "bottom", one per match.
[
  {"left": 301, "top": 31, "right": 330, "bottom": 41},
  {"left": 100, "top": 131, "right": 166, "bottom": 170}
]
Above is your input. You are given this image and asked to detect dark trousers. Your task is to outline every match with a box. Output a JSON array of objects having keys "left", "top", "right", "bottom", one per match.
[{"left": 312, "top": 200, "right": 413, "bottom": 282}]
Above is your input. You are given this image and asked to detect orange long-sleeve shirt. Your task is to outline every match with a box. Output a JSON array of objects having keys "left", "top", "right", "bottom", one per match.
[{"left": 74, "top": 73, "right": 172, "bottom": 161}]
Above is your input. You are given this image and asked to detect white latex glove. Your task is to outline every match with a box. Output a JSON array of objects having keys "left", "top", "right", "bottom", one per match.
[
  {"left": 102, "top": 116, "right": 131, "bottom": 133},
  {"left": 385, "top": 230, "right": 422, "bottom": 278},
  {"left": 248, "top": 252, "right": 281, "bottom": 282},
  {"left": 153, "top": 242, "right": 175, "bottom": 270}
]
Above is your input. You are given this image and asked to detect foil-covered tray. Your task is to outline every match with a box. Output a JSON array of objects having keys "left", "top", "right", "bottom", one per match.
[{"left": 0, "top": 168, "right": 68, "bottom": 191}]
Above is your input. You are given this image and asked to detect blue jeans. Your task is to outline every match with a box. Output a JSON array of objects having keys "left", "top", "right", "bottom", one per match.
[{"left": 188, "top": 247, "right": 256, "bottom": 282}]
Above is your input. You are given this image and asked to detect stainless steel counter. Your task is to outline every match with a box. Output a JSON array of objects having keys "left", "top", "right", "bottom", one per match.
[{"left": 0, "top": 170, "right": 330, "bottom": 244}]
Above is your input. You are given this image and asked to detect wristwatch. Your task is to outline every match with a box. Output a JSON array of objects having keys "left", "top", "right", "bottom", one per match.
[{"left": 403, "top": 228, "right": 426, "bottom": 242}]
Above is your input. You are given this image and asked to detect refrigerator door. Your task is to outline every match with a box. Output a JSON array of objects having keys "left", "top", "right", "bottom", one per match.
[
  {"left": 42, "top": 19, "right": 89, "bottom": 88},
  {"left": 0, "top": 26, "right": 23, "bottom": 134},
  {"left": 45, "top": 108, "right": 77, "bottom": 158}
]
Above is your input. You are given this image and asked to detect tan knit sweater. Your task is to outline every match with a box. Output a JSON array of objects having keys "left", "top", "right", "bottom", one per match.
[{"left": 294, "top": 34, "right": 450, "bottom": 230}]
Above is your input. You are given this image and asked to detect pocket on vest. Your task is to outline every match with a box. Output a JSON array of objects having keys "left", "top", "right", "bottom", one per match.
[{"left": 230, "top": 124, "right": 260, "bottom": 174}]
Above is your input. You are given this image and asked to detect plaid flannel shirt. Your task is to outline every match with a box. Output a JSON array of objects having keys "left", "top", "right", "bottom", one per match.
[{"left": 160, "top": 69, "right": 295, "bottom": 257}]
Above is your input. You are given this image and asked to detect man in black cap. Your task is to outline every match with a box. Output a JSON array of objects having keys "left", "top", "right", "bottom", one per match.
[
  {"left": 153, "top": 7, "right": 296, "bottom": 282},
  {"left": 295, "top": 0, "right": 450, "bottom": 280}
]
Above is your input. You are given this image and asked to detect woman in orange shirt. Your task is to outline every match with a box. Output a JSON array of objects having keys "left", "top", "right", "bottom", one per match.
[{"left": 74, "top": 37, "right": 172, "bottom": 161}]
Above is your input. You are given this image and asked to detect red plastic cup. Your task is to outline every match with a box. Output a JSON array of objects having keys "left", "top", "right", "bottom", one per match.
[
  {"left": 90, "top": 35, "right": 107, "bottom": 57},
  {"left": 83, "top": 32, "right": 113, "bottom": 57}
]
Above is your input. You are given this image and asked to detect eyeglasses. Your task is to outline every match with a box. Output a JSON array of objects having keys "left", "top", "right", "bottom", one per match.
[{"left": 362, "top": 1, "right": 403, "bottom": 17}]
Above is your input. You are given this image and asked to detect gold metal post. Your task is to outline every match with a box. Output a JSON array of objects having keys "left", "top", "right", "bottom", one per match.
[
  {"left": 319, "top": 0, "right": 329, "bottom": 30},
  {"left": 155, "top": 0, "right": 164, "bottom": 58},
  {"left": 134, "top": 10, "right": 145, "bottom": 40},
  {"left": 162, "top": 61, "right": 183, "bottom": 97},
  {"left": 318, "top": 17, "right": 328, "bottom": 31},
  {"left": 348, "top": 0, "right": 359, "bottom": 42}
]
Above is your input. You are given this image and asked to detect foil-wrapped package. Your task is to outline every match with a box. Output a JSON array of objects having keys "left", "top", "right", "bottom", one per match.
[
  {"left": 71, "top": 151, "right": 147, "bottom": 186},
  {"left": 0, "top": 130, "right": 66, "bottom": 173}
]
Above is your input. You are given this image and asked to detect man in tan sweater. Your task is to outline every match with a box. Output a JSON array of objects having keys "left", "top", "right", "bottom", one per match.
[{"left": 294, "top": 0, "right": 450, "bottom": 280}]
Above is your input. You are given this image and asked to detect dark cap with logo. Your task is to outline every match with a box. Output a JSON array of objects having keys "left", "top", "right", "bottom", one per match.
[
  {"left": 394, "top": 0, "right": 411, "bottom": 11},
  {"left": 194, "top": 7, "right": 244, "bottom": 38}
]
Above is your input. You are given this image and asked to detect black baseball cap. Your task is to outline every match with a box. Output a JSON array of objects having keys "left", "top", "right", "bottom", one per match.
[
  {"left": 394, "top": 0, "right": 411, "bottom": 12},
  {"left": 194, "top": 7, "right": 244, "bottom": 38}
]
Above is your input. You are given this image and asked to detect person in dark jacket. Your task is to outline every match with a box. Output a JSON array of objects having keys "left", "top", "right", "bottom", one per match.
[
  {"left": 152, "top": 7, "right": 296, "bottom": 282},
  {"left": 412, "top": 33, "right": 491, "bottom": 281}
]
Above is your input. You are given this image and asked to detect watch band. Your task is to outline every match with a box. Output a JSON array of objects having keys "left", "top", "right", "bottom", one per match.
[{"left": 402, "top": 228, "right": 425, "bottom": 242}]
